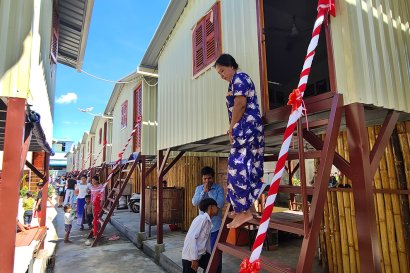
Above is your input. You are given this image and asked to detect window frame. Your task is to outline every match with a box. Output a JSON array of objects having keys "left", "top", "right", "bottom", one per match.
[
  {"left": 192, "top": 2, "right": 221, "bottom": 77},
  {"left": 121, "top": 100, "right": 128, "bottom": 129}
]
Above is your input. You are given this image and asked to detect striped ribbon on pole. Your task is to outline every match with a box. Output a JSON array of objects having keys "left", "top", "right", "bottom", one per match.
[
  {"left": 89, "top": 140, "right": 108, "bottom": 169},
  {"left": 104, "top": 116, "right": 142, "bottom": 183},
  {"left": 239, "top": 1, "right": 335, "bottom": 271}
]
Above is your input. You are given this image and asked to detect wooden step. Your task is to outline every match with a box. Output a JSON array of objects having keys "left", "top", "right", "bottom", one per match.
[
  {"left": 107, "top": 197, "right": 115, "bottom": 203},
  {"left": 112, "top": 187, "right": 120, "bottom": 193},
  {"left": 217, "top": 242, "right": 296, "bottom": 273},
  {"left": 229, "top": 215, "right": 305, "bottom": 236},
  {"left": 126, "top": 160, "right": 135, "bottom": 164},
  {"left": 102, "top": 207, "right": 110, "bottom": 214},
  {"left": 99, "top": 218, "right": 105, "bottom": 225}
]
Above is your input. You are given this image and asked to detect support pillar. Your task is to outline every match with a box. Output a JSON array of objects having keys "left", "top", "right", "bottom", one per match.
[
  {"left": 157, "top": 150, "right": 164, "bottom": 245},
  {"left": 40, "top": 153, "right": 50, "bottom": 227},
  {"left": 0, "top": 98, "right": 27, "bottom": 273},
  {"left": 345, "top": 103, "right": 382, "bottom": 273},
  {"left": 140, "top": 156, "right": 146, "bottom": 233}
]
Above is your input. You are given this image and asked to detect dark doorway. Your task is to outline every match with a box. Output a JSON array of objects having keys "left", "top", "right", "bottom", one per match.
[{"left": 262, "top": 0, "right": 330, "bottom": 109}]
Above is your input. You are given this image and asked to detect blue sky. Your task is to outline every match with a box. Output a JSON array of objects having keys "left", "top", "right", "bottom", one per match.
[{"left": 53, "top": 1, "right": 169, "bottom": 143}]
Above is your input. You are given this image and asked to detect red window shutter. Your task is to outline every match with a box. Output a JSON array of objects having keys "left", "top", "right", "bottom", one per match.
[
  {"left": 121, "top": 100, "right": 128, "bottom": 129},
  {"left": 99, "top": 128, "right": 102, "bottom": 144},
  {"left": 192, "top": 2, "right": 221, "bottom": 76},
  {"left": 205, "top": 3, "right": 220, "bottom": 65},
  {"left": 134, "top": 85, "right": 142, "bottom": 150},
  {"left": 193, "top": 21, "right": 205, "bottom": 75}
]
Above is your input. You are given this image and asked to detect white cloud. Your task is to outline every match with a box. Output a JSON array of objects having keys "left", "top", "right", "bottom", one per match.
[{"left": 56, "top": 92, "right": 78, "bottom": 104}]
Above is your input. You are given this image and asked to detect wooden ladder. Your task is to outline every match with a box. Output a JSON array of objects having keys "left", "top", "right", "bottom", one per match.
[
  {"left": 206, "top": 94, "right": 343, "bottom": 273},
  {"left": 88, "top": 153, "right": 140, "bottom": 247}
]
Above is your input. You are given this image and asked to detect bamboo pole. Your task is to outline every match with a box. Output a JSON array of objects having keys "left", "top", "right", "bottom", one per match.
[
  {"left": 394, "top": 124, "right": 410, "bottom": 271},
  {"left": 324, "top": 193, "right": 334, "bottom": 273},
  {"left": 385, "top": 129, "right": 409, "bottom": 273},
  {"left": 349, "top": 191, "right": 361, "bottom": 273},
  {"left": 375, "top": 125, "right": 400, "bottom": 273},
  {"left": 369, "top": 127, "right": 392, "bottom": 273},
  {"left": 336, "top": 191, "right": 350, "bottom": 271},
  {"left": 331, "top": 191, "right": 343, "bottom": 273},
  {"left": 343, "top": 191, "right": 357, "bottom": 273}
]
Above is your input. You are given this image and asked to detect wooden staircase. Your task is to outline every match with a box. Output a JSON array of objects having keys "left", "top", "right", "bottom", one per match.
[
  {"left": 206, "top": 94, "right": 344, "bottom": 273},
  {"left": 88, "top": 153, "right": 140, "bottom": 247}
]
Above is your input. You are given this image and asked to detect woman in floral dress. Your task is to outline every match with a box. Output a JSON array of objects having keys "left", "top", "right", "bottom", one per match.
[{"left": 214, "top": 54, "right": 264, "bottom": 228}]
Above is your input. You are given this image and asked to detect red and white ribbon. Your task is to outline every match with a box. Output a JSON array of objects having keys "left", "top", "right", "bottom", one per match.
[
  {"left": 240, "top": 1, "right": 335, "bottom": 271},
  {"left": 104, "top": 116, "right": 142, "bottom": 184},
  {"left": 89, "top": 140, "right": 108, "bottom": 170}
]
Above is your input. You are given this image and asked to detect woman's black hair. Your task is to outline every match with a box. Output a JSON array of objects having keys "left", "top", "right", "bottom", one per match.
[
  {"left": 92, "top": 175, "right": 99, "bottom": 182},
  {"left": 199, "top": 198, "right": 217, "bottom": 213},
  {"left": 214, "top": 53, "right": 239, "bottom": 69}
]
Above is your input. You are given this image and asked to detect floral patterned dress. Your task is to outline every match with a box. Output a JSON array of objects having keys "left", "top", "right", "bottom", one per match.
[{"left": 226, "top": 71, "right": 265, "bottom": 213}]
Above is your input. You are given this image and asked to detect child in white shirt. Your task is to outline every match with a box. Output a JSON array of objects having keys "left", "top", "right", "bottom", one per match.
[
  {"left": 64, "top": 204, "right": 75, "bottom": 243},
  {"left": 182, "top": 198, "right": 219, "bottom": 273}
]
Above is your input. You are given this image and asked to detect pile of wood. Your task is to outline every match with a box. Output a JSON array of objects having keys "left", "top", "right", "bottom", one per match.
[{"left": 320, "top": 121, "right": 410, "bottom": 273}]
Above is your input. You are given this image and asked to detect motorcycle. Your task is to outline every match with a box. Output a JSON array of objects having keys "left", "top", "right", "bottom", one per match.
[{"left": 128, "top": 193, "right": 141, "bottom": 213}]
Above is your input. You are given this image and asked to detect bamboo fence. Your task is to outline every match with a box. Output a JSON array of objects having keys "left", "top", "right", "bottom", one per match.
[{"left": 320, "top": 122, "right": 410, "bottom": 273}]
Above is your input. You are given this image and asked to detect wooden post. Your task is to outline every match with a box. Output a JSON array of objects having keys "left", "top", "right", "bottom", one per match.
[
  {"left": 0, "top": 98, "right": 27, "bottom": 273},
  {"left": 345, "top": 103, "right": 382, "bottom": 273},
  {"left": 157, "top": 150, "right": 164, "bottom": 244},
  {"left": 40, "top": 153, "right": 50, "bottom": 227},
  {"left": 140, "top": 156, "right": 146, "bottom": 233}
]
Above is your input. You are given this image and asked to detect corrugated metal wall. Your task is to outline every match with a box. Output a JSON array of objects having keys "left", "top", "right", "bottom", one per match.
[
  {"left": 331, "top": 0, "right": 410, "bottom": 113},
  {"left": 93, "top": 118, "right": 106, "bottom": 166},
  {"left": 0, "top": 0, "right": 55, "bottom": 142},
  {"left": 157, "top": 0, "right": 260, "bottom": 150},
  {"left": 111, "top": 82, "right": 137, "bottom": 162},
  {"left": 141, "top": 80, "right": 157, "bottom": 156}
]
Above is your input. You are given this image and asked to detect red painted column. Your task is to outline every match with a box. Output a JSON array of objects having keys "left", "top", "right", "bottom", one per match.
[
  {"left": 0, "top": 98, "right": 27, "bottom": 273},
  {"left": 157, "top": 150, "right": 164, "bottom": 244},
  {"left": 40, "top": 153, "right": 50, "bottom": 227},
  {"left": 140, "top": 156, "right": 146, "bottom": 233},
  {"left": 345, "top": 103, "right": 382, "bottom": 273}
]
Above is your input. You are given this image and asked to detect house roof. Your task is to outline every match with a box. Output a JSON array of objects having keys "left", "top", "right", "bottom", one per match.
[
  {"left": 139, "top": 0, "right": 187, "bottom": 70},
  {"left": 89, "top": 116, "right": 102, "bottom": 134},
  {"left": 57, "top": 0, "right": 94, "bottom": 70},
  {"left": 0, "top": 98, "right": 54, "bottom": 155},
  {"left": 104, "top": 71, "right": 142, "bottom": 115},
  {"left": 81, "top": 132, "right": 89, "bottom": 144}
]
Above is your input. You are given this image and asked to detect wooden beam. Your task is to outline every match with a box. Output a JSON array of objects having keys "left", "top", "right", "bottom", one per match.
[
  {"left": 0, "top": 98, "right": 27, "bottom": 273},
  {"left": 303, "top": 130, "right": 353, "bottom": 180},
  {"left": 25, "top": 160, "right": 46, "bottom": 180},
  {"left": 345, "top": 103, "right": 382, "bottom": 273},
  {"left": 369, "top": 110, "right": 400, "bottom": 177},
  {"left": 162, "top": 151, "right": 185, "bottom": 176}
]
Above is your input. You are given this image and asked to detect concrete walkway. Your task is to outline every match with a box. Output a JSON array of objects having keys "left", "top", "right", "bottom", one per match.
[
  {"left": 49, "top": 201, "right": 166, "bottom": 273},
  {"left": 109, "top": 210, "right": 327, "bottom": 273}
]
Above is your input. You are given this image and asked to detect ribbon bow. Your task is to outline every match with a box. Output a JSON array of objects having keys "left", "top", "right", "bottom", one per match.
[
  {"left": 239, "top": 258, "right": 261, "bottom": 273},
  {"left": 287, "top": 88, "right": 304, "bottom": 112},
  {"left": 318, "top": 0, "right": 335, "bottom": 17}
]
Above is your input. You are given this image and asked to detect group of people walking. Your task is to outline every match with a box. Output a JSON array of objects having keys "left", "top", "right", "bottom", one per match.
[{"left": 54, "top": 174, "right": 104, "bottom": 243}]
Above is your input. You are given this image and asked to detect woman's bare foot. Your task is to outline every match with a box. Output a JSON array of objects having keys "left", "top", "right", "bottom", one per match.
[
  {"left": 227, "top": 210, "right": 253, "bottom": 229},
  {"left": 229, "top": 211, "right": 238, "bottom": 218}
]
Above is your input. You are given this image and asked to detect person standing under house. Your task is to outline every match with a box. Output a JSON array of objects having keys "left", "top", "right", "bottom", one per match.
[
  {"left": 214, "top": 53, "right": 265, "bottom": 229},
  {"left": 90, "top": 175, "right": 104, "bottom": 238},
  {"left": 56, "top": 176, "right": 66, "bottom": 207},
  {"left": 22, "top": 191, "right": 35, "bottom": 228},
  {"left": 192, "top": 167, "right": 224, "bottom": 250},
  {"left": 64, "top": 175, "right": 77, "bottom": 206},
  {"left": 182, "top": 198, "right": 219, "bottom": 273},
  {"left": 76, "top": 175, "right": 90, "bottom": 228},
  {"left": 34, "top": 182, "right": 45, "bottom": 225}
]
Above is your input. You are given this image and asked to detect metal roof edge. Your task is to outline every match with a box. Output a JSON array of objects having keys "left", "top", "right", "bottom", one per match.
[
  {"left": 140, "top": 0, "right": 187, "bottom": 69},
  {"left": 76, "top": 0, "right": 95, "bottom": 71},
  {"left": 103, "top": 71, "right": 142, "bottom": 115}
]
